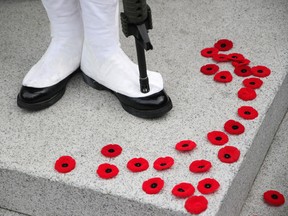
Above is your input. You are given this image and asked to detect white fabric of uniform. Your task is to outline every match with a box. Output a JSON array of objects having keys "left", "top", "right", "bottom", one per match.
[
  {"left": 79, "top": 0, "right": 164, "bottom": 97},
  {"left": 22, "top": 0, "right": 83, "bottom": 88}
]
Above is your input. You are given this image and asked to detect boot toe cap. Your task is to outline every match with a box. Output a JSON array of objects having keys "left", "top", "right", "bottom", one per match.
[
  {"left": 18, "top": 86, "right": 48, "bottom": 103},
  {"left": 116, "top": 90, "right": 173, "bottom": 118}
]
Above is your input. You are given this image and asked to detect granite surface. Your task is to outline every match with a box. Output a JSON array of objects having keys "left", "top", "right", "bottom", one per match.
[
  {"left": 240, "top": 112, "right": 288, "bottom": 216},
  {"left": 0, "top": 0, "right": 287, "bottom": 215},
  {"left": 0, "top": 209, "right": 27, "bottom": 216}
]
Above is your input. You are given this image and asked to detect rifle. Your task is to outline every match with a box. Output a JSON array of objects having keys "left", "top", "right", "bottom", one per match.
[{"left": 121, "top": 0, "right": 153, "bottom": 93}]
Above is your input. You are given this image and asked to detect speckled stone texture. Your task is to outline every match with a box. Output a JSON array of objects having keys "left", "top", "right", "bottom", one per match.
[
  {"left": 0, "top": 0, "right": 287, "bottom": 216},
  {"left": 0, "top": 208, "right": 27, "bottom": 216},
  {"left": 240, "top": 112, "right": 288, "bottom": 216}
]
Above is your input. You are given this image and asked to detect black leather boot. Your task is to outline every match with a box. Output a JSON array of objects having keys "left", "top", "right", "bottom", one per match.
[
  {"left": 82, "top": 73, "right": 172, "bottom": 118},
  {"left": 17, "top": 68, "right": 80, "bottom": 111}
]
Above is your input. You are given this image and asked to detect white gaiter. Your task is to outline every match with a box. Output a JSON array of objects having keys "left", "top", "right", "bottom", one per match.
[
  {"left": 80, "top": 0, "right": 164, "bottom": 98},
  {"left": 22, "top": 0, "right": 83, "bottom": 88}
]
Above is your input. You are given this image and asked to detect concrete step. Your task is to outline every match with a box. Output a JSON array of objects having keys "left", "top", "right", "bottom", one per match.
[
  {"left": 0, "top": 0, "right": 287, "bottom": 216},
  {"left": 240, "top": 111, "right": 288, "bottom": 216},
  {"left": 0, "top": 208, "right": 27, "bottom": 216}
]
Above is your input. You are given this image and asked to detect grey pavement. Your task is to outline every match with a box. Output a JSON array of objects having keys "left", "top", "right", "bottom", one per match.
[
  {"left": 240, "top": 111, "right": 288, "bottom": 216},
  {"left": 1, "top": 111, "right": 287, "bottom": 216},
  {"left": 0, "top": 0, "right": 288, "bottom": 216},
  {"left": 0, "top": 208, "right": 27, "bottom": 216}
]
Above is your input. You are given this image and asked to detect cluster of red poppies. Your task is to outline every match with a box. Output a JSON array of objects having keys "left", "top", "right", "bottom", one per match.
[
  {"left": 171, "top": 178, "right": 220, "bottom": 215},
  {"left": 54, "top": 140, "right": 221, "bottom": 214},
  {"left": 201, "top": 39, "right": 269, "bottom": 101},
  {"left": 140, "top": 140, "right": 221, "bottom": 214},
  {"left": 200, "top": 39, "right": 270, "bottom": 87},
  {"left": 52, "top": 39, "right": 285, "bottom": 215},
  {"left": 53, "top": 140, "right": 285, "bottom": 214},
  {"left": 200, "top": 39, "right": 285, "bottom": 211},
  {"left": 200, "top": 39, "right": 266, "bottom": 166},
  {"left": 173, "top": 139, "right": 222, "bottom": 214}
]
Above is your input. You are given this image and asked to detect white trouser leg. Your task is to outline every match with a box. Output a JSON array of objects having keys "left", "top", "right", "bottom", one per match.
[
  {"left": 79, "top": 0, "right": 163, "bottom": 98},
  {"left": 22, "top": 0, "right": 83, "bottom": 88}
]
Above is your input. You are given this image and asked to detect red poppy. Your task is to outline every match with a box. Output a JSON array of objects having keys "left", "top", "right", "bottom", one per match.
[
  {"left": 234, "top": 65, "right": 252, "bottom": 77},
  {"left": 238, "top": 106, "right": 258, "bottom": 120},
  {"left": 214, "top": 71, "right": 233, "bottom": 83},
  {"left": 189, "top": 160, "right": 212, "bottom": 173},
  {"left": 263, "top": 190, "right": 285, "bottom": 206},
  {"left": 96, "top": 163, "right": 119, "bottom": 179},
  {"left": 218, "top": 146, "right": 241, "bottom": 163},
  {"left": 242, "top": 77, "right": 263, "bottom": 89},
  {"left": 153, "top": 156, "right": 174, "bottom": 171},
  {"left": 200, "top": 64, "right": 219, "bottom": 75},
  {"left": 212, "top": 53, "right": 230, "bottom": 62},
  {"left": 185, "top": 195, "right": 208, "bottom": 215},
  {"left": 214, "top": 39, "right": 233, "bottom": 51},
  {"left": 232, "top": 59, "right": 251, "bottom": 67},
  {"left": 224, "top": 119, "right": 245, "bottom": 135},
  {"left": 238, "top": 87, "right": 257, "bottom": 101},
  {"left": 172, "top": 182, "right": 195, "bottom": 198},
  {"left": 175, "top": 140, "right": 197, "bottom": 152},
  {"left": 228, "top": 53, "right": 245, "bottom": 62},
  {"left": 127, "top": 157, "right": 149, "bottom": 172},
  {"left": 201, "top": 47, "right": 219, "bottom": 57},
  {"left": 207, "top": 131, "right": 229, "bottom": 145},
  {"left": 142, "top": 177, "right": 164, "bottom": 194},
  {"left": 197, "top": 178, "right": 220, "bottom": 194},
  {"left": 251, "top": 65, "right": 271, "bottom": 77},
  {"left": 101, "top": 144, "right": 122, "bottom": 158},
  {"left": 54, "top": 155, "right": 76, "bottom": 174}
]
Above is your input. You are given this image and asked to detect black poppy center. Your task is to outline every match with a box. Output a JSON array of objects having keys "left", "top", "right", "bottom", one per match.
[
  {"left": 232, "top": 56, "right": 237, "bottom": 59},
  {"left": 241, "top": 69, "right": 247, "bottom": 73},
  {"left": 220, "top": 43, "right": 226, "bottom": 48},
  {"left": 160, "top": 163, "right": 167, "bottom": 166},
  {"left": 220, "top": 76, "right": 226, "bottom": 79},
  {"left": 204, "top": 184, "right": 212, "bottom": 188},
  {"left": 151, "top": 183, "right": 158, "bottom": 188},
  {"left": 135, "top": 163, "right": 142, "bottom": 167},
  {"left": 215, "top": 136, "right": 222, "bottom": 141},
  {"left": 250, "top": 82, "right": 255, "bottom": 85},
  {"left": 207, "top": 51, "right": 212, "bottom": 54},
  {"left": 224, "top": 154, "right": 231, "bottom": 158},
  {"left": 244, "top": 111, "right": 251, "bottom": 115},
  {"left": 108, "top": 149, "right": 115, "bottom": 153},
  {"left": 232, "top": 125, "right": 239, "bottom": 130},
  {"left": 105, "top": 168, "right": 112, "bottom": 173},
  {"left": 62, "top": 163, "right": 69, "bottom": 168},
  {"left": 198, "top": 165, "right": 205, "bottom": 169},
  {"left": 271, "top": 194, "right": 278, "bottom": 199},
  {"left": 207, "top": 67, "right": 212, "bottom": 71},
  {"left": 177, "top": 188, "right": 185, "bottom": 192},
  {"left": 182, "top": 143, "right": 189, "bottom": 147},
  {"left": 257, "top": 69, "right": 263, "bottom": 73}
]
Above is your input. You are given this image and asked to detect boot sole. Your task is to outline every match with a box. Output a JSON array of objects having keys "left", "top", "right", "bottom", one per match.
[
  {"left": 82, "top": 73, "right": 172, "bottom": 119},
  {"left": 17, "top": 89, "right": 66, "bottom": 111}
]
